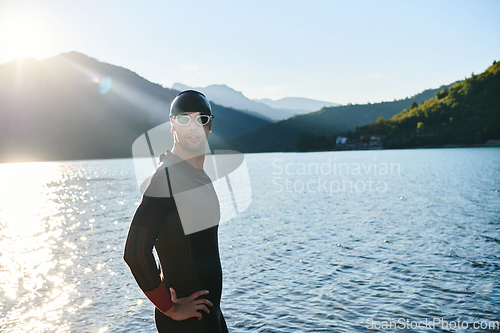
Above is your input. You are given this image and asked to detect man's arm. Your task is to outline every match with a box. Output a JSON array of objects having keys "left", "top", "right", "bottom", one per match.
[{"left": 123, "top": 194, "right": 175, "bottom": 313}]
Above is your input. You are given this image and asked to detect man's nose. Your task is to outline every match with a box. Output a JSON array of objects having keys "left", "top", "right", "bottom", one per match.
[
  {"left": 187, "top": 119, "right": 200, "bottom": 129},
  {"left": 186, "top": 119, "right": 203, "bottom": 132}
]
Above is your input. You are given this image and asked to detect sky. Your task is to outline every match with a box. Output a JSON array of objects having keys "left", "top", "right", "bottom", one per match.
[{"left": 0, "top": 0, "right": 499, "bottom": 105}]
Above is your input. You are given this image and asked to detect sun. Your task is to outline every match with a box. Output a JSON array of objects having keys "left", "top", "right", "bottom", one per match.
[{"left": 0, "top": 11, "right": 58, "bottom": 62}]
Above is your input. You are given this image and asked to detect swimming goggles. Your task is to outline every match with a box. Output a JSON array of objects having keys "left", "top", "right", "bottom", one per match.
[{"left": 170, "top": 114, "right": 214, "bottom": 126}]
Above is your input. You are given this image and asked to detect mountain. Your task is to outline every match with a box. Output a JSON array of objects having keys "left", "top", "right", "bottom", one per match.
[
  {"left": 171, "top": 83, "right": 333, "bottom": 120},
  {"left": 231, "top": 83, "right": 456, "bottom": 152},
  {"left": 0, "top": 52, "right": 271, "bottom": 163},
  {"left": 255, "top": 97, "right": 339, "bottom": 111},
  {"left": 172, "top": 83, "right": 279, "bottom": 120},
  {"left": 354, "top": 61, "right": 500, "bottom": 148}
]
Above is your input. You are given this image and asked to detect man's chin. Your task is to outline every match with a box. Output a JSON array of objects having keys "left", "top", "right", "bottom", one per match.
[{"left": 180, "top": 141, "right": 207, "bottom": 155}]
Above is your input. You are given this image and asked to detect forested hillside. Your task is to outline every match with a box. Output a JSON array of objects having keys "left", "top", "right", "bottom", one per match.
[
  {"left": 355, "top": 61, "right": 500, "bottom": 147},
  {"left": 232, "top": 84, "right": 452, "bottom": 152}
]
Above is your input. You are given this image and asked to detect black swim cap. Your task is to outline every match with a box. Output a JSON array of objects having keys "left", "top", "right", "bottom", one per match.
[{"left": 170, "top": 90, "right": 212, "bottom": 117}]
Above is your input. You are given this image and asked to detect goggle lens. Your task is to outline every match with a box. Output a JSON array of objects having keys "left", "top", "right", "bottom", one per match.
[
  {"left": 176, "top": 116, "right": 191, "bottom": 125},
  {"left": 197, "top": 115, "right": 210, "bottom": 125}
]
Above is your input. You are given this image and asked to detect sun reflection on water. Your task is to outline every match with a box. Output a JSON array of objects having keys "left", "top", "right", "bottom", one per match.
[
  {"left": 0, "top": 158, "right": 151, "bottom": 332},
  {"left": 0, "top": 162, "right": 73, "bottom": 332}
]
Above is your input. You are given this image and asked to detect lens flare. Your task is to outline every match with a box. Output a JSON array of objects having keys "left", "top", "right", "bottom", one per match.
[{"left": 98, "top": 77, "right": 112, "bottom": 94}]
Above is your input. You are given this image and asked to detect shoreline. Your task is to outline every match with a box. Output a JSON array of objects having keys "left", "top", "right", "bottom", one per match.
[
  {"left": 331, "top": 141, "right": 500, "bottom": 152},
  {"left": 1, "top": 143, "right": 500, "bottom": 164}
]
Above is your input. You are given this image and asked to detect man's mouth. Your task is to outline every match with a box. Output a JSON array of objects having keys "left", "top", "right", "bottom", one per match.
[{"left": 186, "top": 135, "right": 202, "bottom": 144}]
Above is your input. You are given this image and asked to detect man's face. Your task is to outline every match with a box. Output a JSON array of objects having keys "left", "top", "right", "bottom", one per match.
[{"left": 171, "top": 112, "right": 210, "bottom": 153}]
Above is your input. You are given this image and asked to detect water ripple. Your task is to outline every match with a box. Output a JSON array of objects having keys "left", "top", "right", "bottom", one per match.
[{"left": 0, "top": 150, "right": 499, "bottom": 332}]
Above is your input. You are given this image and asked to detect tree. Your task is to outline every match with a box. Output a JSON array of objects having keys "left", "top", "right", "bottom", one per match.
[
  {"left": 314, "top": 135, "right": 331, "bottom": 151},
  {"left": 410, "top": 101, "right": 418, "bottom": 109},
  {"left": 296, "top": 132, "right": 332, "bottom": 151},
  {"left": 296, "top": 132, "right": 313, "bottom": 151},
  {"left": 435, "top": 87, "right": 449, "bottom": 100}
]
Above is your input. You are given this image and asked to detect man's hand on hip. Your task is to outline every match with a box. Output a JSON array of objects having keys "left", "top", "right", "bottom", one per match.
[{"left": 163, "top": 288, "right": 213, "bottom": 321}]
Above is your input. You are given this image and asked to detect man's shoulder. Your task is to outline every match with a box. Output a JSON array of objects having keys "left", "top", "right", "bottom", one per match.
[
  {"left": 159, "top": 150, "right": 184, "bottom": 166},
  {"left": 142, "top": 151, "right": 178, "bottom": 198}
]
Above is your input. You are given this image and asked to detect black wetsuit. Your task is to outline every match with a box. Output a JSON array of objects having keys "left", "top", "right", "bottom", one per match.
[{"left": 124, "top": 151, "right": 228, "bottom": 333}]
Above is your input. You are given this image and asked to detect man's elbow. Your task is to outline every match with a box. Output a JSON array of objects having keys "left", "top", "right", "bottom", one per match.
[{"left": 123, "top": 248, "right": 131, "bottom": 266}]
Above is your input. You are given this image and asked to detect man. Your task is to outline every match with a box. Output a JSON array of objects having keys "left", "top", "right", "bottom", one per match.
[{"left": 124, "top": 90, "right": 228, "bottom": 332}]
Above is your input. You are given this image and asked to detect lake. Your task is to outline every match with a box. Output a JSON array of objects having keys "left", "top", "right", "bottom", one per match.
[{"left": 0, "top": 148, "right": 499, "bottom": 332}]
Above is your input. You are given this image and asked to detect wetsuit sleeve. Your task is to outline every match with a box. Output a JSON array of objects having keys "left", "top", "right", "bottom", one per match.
[{"left": 123, "top": 194, "right": 176, "bottom": 313}]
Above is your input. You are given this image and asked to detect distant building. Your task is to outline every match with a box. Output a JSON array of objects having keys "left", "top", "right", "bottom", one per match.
[
  {"left": 336, "top": 135, "right": 347, "bottom": 145},
  {"left": 360, "top": 133, "right": 371, "bottom": 142},
  {"left": 360, "top": 133, "right": 384, "bottom": 146}
]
